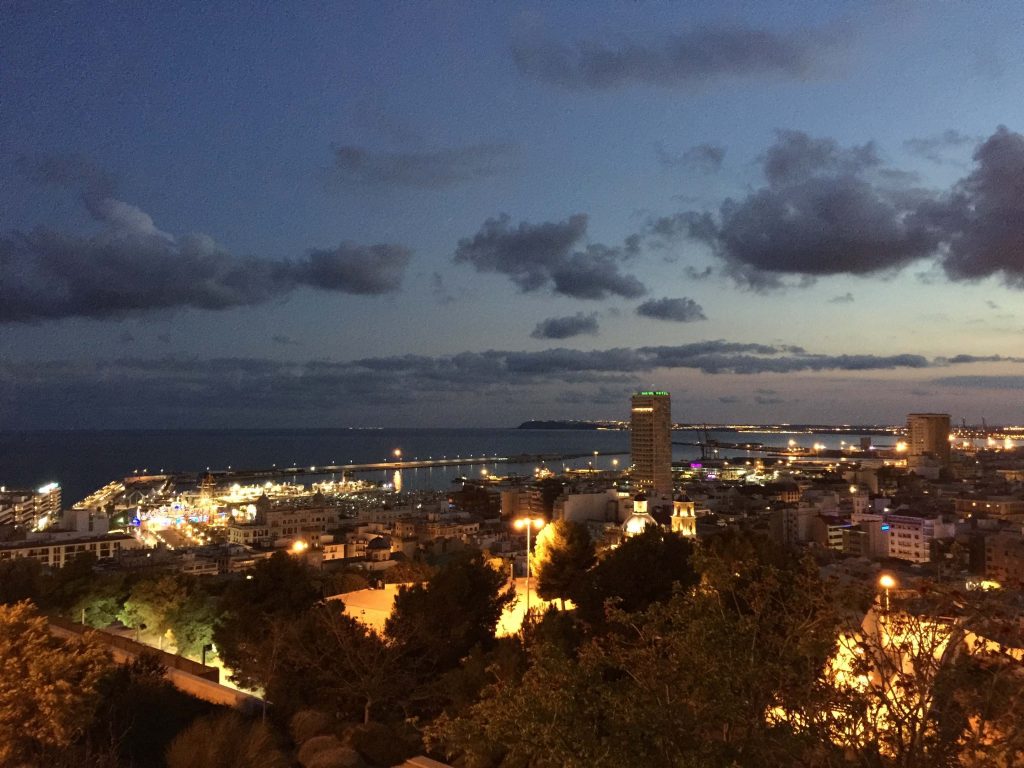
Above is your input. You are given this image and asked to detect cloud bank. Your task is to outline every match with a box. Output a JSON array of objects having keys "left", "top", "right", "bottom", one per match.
[
  {"left": 3, "top": 342, "right": 1015, "bottom": 427},
  {"left": 512, "top": 25, "right": 826, "bottom": 90},
  {"left": 648, "top": 126, "right": 1024, "bottom": 291},
  {"left": 332, "top": 142, "right": 517, "bottom": 188},
  {"left": 3, "top": 166, "right": 412, "bottom": 322}
]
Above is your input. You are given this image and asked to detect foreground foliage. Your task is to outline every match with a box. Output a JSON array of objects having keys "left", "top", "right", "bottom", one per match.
[{"left": 0, "top": 601, "right": 111, "bottom": 764}]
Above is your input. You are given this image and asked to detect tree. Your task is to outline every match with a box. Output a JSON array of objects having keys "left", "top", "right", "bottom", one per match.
[
  {"left": 431, "top": 534, "right": 1024, "bottom": 768},
  {"left": 42, "top": 551, "right": 99, "bottom": 611},
  {"left": 165, "top": 711, "right": 289, "bottom": 768},
  {"left": 86, "top": 652, "right": 216, "bottom": 766},
  {"left": 819, "top": 585, "right": 1024, "bottom": 768},
  {"left": 119, "top": 574, "right": 188, "bottom": 643},
  {"left": 573, "top": 526, "right": 698, "bottom": 625},
  {"left": 384, "top": 558, "right": 436, "bottom": 584},
  {"left": 386, "top": 550, "right": 514, "bottom": 679},
  {"left": 270, "top": 604, "right": 407, "bottom": 725},
  {"left": 0, "top": 601, "right": 111, "bottom": 764},
  {"left": 214, "top": 552, "right": 322, "bottom": 689},
  {"left": 0, "top": 558, "right": 44, "bottom": 605},
  {"left": 71, "top": 572, "right": 129, "bottom": 628},
  {"left": 427, "top": 535, "right": 855, "bottom": 767},
  {"left": 173, "top": 587, "right": 218, "bottom": 658},
  {"left": 534, "top": 520, "right": 595, "bottom": 608}
]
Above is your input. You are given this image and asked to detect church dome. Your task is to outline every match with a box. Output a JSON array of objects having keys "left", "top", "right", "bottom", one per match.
[{"left": 622, "top": 511, "right": 657, "bottom": 538}]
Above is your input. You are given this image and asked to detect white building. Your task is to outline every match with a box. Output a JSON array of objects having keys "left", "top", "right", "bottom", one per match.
[
  {"left": 886, "top": 512, "right": 956, "bottom": 564},
  {"left": 0, "top": 483, "right": 62, "bottom": 528},
  {"left": 0, "top": 533, "right": 141, "bottom": 568}
]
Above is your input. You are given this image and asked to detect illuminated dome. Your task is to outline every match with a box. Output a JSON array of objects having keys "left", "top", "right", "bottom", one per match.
[{"left": 622, "top": 510, "right": 657, "bottom": 538}]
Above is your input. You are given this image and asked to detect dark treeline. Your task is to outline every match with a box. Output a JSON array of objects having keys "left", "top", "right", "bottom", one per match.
[{"left": 3, "top": 528, "right": 1024, "bottom": 767}]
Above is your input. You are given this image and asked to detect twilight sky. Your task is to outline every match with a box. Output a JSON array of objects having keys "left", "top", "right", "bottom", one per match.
[{"left": 3, "top": 1, "right": 1024, "bottom": 428}]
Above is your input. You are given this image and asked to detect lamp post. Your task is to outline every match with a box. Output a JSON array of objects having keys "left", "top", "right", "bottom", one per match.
[
  {"left": 879, "top": 573, "right": 897, "bottom": 612},
  {"left": 514, "top": 516, "right": 545, "bottom": 623}
]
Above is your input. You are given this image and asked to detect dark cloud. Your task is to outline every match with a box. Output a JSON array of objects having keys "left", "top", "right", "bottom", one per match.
[
  {"left": 683, "top": 265, "right": 714, "bottom": 281},
  {"left": 647, "top": 130, "right": 941, "bottom": 289},
  {"left": 636, "top": 297, "right": 706, "bottom": 322},
  {"left": 1, "top": 184, "right": 411, "bottom": 322},
  {"left": 931, "top": 375, "right": 1024, "bottom": 389},
  {"left": 297, "top": 243, "right": 411, "bottom": 295},
  {"left": 5, "top": 342, "right": 1008, "bottom": 427},
  {"left": 829, "top": 292, "right": 855, "bottom": 304},
  {"left": 656, "top": 143, "right": 726, "bottom": 173},
  {"left": 531, "top": 313, "right": 600, "bottom": 340},
  {"left": 762, "top": 130, "right": 880, "bottom": 187},
  {"left": 645, "top": 126, "right": 1024, "bottom": 291},
  {"left": 454, "top": 214, "right": 646, "bottom": 299},
  {"left": 933, "top": 126, "right": 1024, "bottom": 287},
  {"left": 903, "top": 130, "right": 976, "bottom": 164},
  {"left": 272, "top": 334, "right": 300, "bottom": 346},
  {"left": 551, "top": 247, "right": 647, "bottom": 299},
  {"left": 556, "top": 386, "right": 631, "bottom": 406},
  {"left": 755, "top": 394, "right": 786, "bottom": 405},
  {"left": 718, "top": 396, "right": 741, "bottom": 404},
  {"left": 332, "top": 143, "right": 517, "bottom": 188},
  {"left": 940, "top": 354, "right": 1024, "bottom": 364},
  {"left": 512, "top": 26, "right": 824, "bottom": 90}
]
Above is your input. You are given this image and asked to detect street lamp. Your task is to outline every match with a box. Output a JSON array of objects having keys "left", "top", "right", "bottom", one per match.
[
  {"left": 879, "top": 573, "right": 897, "bottom": 611},
  {"left": 514, "top": 516, "right": 545, "bottom": 622}
]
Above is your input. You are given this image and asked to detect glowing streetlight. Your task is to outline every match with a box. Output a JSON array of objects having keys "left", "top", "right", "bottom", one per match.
[
  {"left": 393, "top": 449, "right": 402, "bottom": 460},
  {"left": 879, "top": 573, "right": 897, "bottom": 611},
  {"left": 291, "top": 540, "right": 309, "bottom": 554},
  {"left": 514, "top": 516, "right": 545, "bottom": 621}
]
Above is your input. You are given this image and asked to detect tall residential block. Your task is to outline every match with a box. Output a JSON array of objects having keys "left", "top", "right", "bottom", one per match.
[
  {"left": 907, "top": 413, "right": 952, "bottom": 465},
  {"left": 0, "top": 483, "right": 61, "bottom": 528},
  {"left": 630, "top": 391, "right": 672, "bottom": 495}
]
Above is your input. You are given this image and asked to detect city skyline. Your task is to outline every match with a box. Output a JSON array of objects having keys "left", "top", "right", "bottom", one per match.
[{"left": 4, "top": 2, "right": 1024, "bottom": 429}]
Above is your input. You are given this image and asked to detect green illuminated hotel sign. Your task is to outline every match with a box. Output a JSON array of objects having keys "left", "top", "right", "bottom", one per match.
[{"left": 637, "top": 391, "right": 669, "bottom": 396}]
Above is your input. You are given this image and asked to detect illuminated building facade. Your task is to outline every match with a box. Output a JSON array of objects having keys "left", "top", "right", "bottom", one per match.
[
  {"left": 0, "top": 483, "right": 61, "bottom": 528},
  {"left": 907, "top": 413, "right": 951, "bottom": 465},
  {"left": 630, "top": 391, "right": 673, "bottom": 495}
]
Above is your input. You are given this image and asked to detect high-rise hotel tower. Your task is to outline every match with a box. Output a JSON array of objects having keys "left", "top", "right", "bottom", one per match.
[
  {"left": 907, "top": 412, "right": 952, "bottom": 465},
  {"left": 630, "top": 391, "right": 673, "bottom": 495}
]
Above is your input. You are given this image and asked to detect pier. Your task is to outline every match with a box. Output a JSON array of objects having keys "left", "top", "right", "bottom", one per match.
[{"left": 127, "top": 451, "right": 629, "bottom": 487}]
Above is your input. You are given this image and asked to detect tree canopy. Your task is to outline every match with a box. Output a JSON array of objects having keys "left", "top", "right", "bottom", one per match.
[
  {"left": 534, "top": 519, "right": 595, "bottom": 607},
  {"left": 0, "top": 601, "right": 112, "bottom": 764},
  {"left": 573, "top": 526, "right": 698, "bottom": 625},
  {"left": 214, "top": 552, "right": 323, "bottom": 688},
  {"left": 386, "top": 550, "right": 514, "bottom": 679}
]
